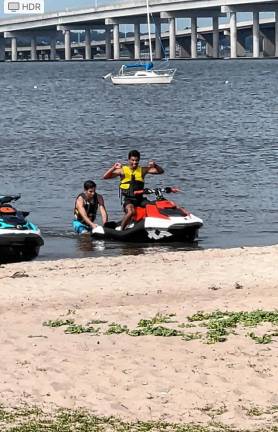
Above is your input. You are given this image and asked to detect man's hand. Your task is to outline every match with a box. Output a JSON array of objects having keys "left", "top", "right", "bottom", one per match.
[
  {"left": 90, "top": 222, "right": 98, "bottom": 229},
  {"left": 103, "top": 162, "right": 122, "bottom": 179},
  {"left": 148, "top": 160, "right": 156, "bottom": 168},
  {"left": 145, "top": 160, "right": 164, "bottom": 175}
]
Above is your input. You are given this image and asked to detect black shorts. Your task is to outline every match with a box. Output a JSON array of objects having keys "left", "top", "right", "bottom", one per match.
[{"left": 123, "top": 196, "right": 149, "bottom": 209}]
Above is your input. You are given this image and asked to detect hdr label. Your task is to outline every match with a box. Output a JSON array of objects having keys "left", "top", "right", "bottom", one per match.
[{"left": 4, "top": 0, "right": 45, "bottom": 14}]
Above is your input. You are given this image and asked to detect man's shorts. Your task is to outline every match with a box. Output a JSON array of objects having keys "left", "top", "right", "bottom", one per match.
[
  {"left": 123, "top": 196, "right": 149, "bottom": 209},
  {"left": 72, "top": 220, "right": 91, "bottom": 234}
]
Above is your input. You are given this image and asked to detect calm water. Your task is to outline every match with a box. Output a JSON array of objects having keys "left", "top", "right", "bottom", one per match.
[{"left": 0, "top": 59, "right": 277, "bottom": 260}]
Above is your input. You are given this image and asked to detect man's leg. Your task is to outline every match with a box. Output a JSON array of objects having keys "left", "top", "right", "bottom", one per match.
[
  {"left": 72, "top": 220, "right": 90, "bottom": 234},
  {"left": 177, "top": 206, "right": 191, "bottom": 216},
  {"left": 121, "top": 203, "right": 135, "bottom": 230}
]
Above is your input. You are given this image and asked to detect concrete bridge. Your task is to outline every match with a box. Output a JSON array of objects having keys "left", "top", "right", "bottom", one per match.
[{"left": 0, "top": 0, "right": 278, "bottom": 61}]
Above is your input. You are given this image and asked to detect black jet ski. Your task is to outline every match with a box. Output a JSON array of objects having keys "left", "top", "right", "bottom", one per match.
[
  {"left": 0, "top": 195, "right": 44, "bottom": 262},
  {"left": 92, "top": 187, "right": 203, "bottom": 243}
]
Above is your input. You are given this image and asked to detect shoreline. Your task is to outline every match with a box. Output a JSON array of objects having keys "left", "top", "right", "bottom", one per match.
[
  {"left": 34, "top": 237, "right": 278, "bottom": 262},
  {"left": 1, "top": 244, "right": 278, "bottom": 430}
]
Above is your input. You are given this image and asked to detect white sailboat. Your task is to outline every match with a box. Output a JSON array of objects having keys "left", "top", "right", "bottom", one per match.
[{"left": 109, "top": 0, "right": 176, "bottom": 85}]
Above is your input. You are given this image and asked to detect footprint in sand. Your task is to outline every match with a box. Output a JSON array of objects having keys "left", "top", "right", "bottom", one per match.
[{"left": 51, "top": 381, "right": 72, "bottom": 392}]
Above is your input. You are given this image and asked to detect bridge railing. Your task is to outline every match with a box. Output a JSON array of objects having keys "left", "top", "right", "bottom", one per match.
[{"left": 53, "top": 0, "right": 130, "bottom": 12}]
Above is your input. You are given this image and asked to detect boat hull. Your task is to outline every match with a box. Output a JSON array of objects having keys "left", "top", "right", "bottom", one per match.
[{"left": 111, "top": 75, "right": 174, "bottom": 85}]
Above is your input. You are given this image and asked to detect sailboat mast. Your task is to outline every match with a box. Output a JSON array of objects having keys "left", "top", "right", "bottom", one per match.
[{"left": 146, "top": 0, "right": 153, "bottom": 62}]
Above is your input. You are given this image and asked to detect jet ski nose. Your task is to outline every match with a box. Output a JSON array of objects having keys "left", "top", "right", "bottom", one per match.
[{"left": 92, "top": 226, "right": 105, "bottom": 235}]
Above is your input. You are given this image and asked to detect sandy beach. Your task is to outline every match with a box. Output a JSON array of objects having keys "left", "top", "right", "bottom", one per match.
[{"left": 0, "top": 245, "right": 278, "bottom": 430}]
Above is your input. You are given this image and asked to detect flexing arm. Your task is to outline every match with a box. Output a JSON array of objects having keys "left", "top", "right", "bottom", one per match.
[
  {"left": 103, "top": 162, "right": 123, "bottom": 179},
  {"left": 98, "top": 194, "right": 108, "bottom": 225},
  {"left": 76, "top": 197, "right": 97, "bottom": 229},
  {"left": 143, "top": 160, "right": 164, "bottom": 176}
]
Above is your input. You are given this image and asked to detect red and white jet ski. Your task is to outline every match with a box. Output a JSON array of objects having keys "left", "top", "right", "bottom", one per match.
[{"left": 92, "top": 187, "right": 203, "bottom": 243}]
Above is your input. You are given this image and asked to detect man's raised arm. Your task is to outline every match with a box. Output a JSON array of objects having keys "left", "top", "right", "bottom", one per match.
[
  {"left": 98, "top": 195, "right": 108, "bottom": 224},
  {"left": 103, "top": 162, "right": 123, "bottom": 179},
  {"left": 144, "top": 160, "right": 164, "bottom": 175}
]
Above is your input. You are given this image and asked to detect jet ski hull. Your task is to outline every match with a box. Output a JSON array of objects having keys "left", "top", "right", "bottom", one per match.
[
  {"left": 92, "top": 216, "right": 203, "bottom": 243},
  {"left": 0, "top": 229, "right": 44, "bottom": 262}
]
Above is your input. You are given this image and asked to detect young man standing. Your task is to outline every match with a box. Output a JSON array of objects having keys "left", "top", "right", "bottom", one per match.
[
  {"left": 103, "top": 150, "right": 164, "bottom": 230},
  {"left": 73, "top": 180, "right": 108, "bottom": 234}
]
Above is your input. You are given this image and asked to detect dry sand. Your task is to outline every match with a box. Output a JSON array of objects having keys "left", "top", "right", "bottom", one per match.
[{"left": 0, "top": 245, "right": 278, "bottom": 429}]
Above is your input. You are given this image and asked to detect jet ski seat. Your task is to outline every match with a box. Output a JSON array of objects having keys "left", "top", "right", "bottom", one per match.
[{"left": 0, "top": 205, "right": 16, "bottom": 215}]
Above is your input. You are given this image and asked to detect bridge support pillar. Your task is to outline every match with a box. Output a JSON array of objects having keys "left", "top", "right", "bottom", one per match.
[
  {"left": 155, "top": 17, "right": 161, "bottom": 59},
  {"left": 261, "top": 28, "right": 275, "bottom": 56},
  {"left": 134, "top": 22, "right": 140, "bottom": 60},
  {"left": 169, "top": 17, "right": 176, "bottom": 59},
  {"left": 253, "top": 11, "right": 260, "bottom": 57},
  {"left": 124, "top": 44, "right": 134, "bottom": 59},
  {"left": 206, "top": 44, "right": 213, "bottom": 57},
  {"left": 64, "top": 29, "right": 71, "bottom": 60},
  {"left": 230, "top": 11, "right": 237, "bottom": 58},
  {"left": 177, "top": 38, "right": 191, "bottom": 58},
  {"left": 30, "top": 36, "right": 37, "bottom": 61},
  {"left": 191, "top": 17, "right": 197, "bottom": 58},
  {"left": 50, "top": 36, "right": 56, "bottom": 60},
  {"left": 237, "top": 32, "right": 247, "bottom": 57},
  {"left": 11, "top": 37, "right": 17, "bottom": 61},
  {"left": 202, "top": 34, "right": 213, "bottom": 57},
  {"left": 0, "top": 34, "right": 5, "bottom": 61},
  {"left": 212, "top": 16, "right": 219, "bottom": 58},
  {"left": 275, "top": 11, "right": 278, "bottom": 57},
  {"left": 85, "top": 28, "right": 92, "bottom": 60},
  {"left": 113, "top": 23, "right": 120, "bottom": 60},
  {"left": 105, "top": 28, "right": 112, "bottom": 60}
]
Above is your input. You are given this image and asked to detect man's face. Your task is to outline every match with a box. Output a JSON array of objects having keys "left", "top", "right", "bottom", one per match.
[
  {"left": 129, "top": 156, "right": 139, "bottom": 170},
  {"left": 85, "top": 188, "right": 96, "bottom": 198}
]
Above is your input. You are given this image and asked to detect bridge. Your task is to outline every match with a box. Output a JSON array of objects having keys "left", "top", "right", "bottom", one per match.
[{"left": 0, "top": 0, "right": 278, "bottom": 61}]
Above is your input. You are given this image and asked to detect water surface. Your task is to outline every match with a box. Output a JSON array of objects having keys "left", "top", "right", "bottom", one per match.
[{"left": 0, "top": 60, "right": 277, "bottom": 259}]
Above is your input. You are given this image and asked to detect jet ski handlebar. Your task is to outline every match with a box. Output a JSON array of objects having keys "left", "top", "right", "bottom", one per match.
[
  {"left": 0, "top": 194, "right": 21, "bottom": 205},
  {"left": 134, "top": 187, "right": 180, "bottom": 197}
]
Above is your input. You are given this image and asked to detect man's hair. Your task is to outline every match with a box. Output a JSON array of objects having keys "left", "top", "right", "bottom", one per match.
[
  {"left": 84, "top": 180, "right": 96, "bottom": 190},
  {"left": 128, "top": 150, "right": 140, "bottom": 160}
]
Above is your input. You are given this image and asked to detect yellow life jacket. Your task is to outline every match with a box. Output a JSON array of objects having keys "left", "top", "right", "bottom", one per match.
[{"left": 119, "top": 165, "right": 144, "bottom": 195}]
